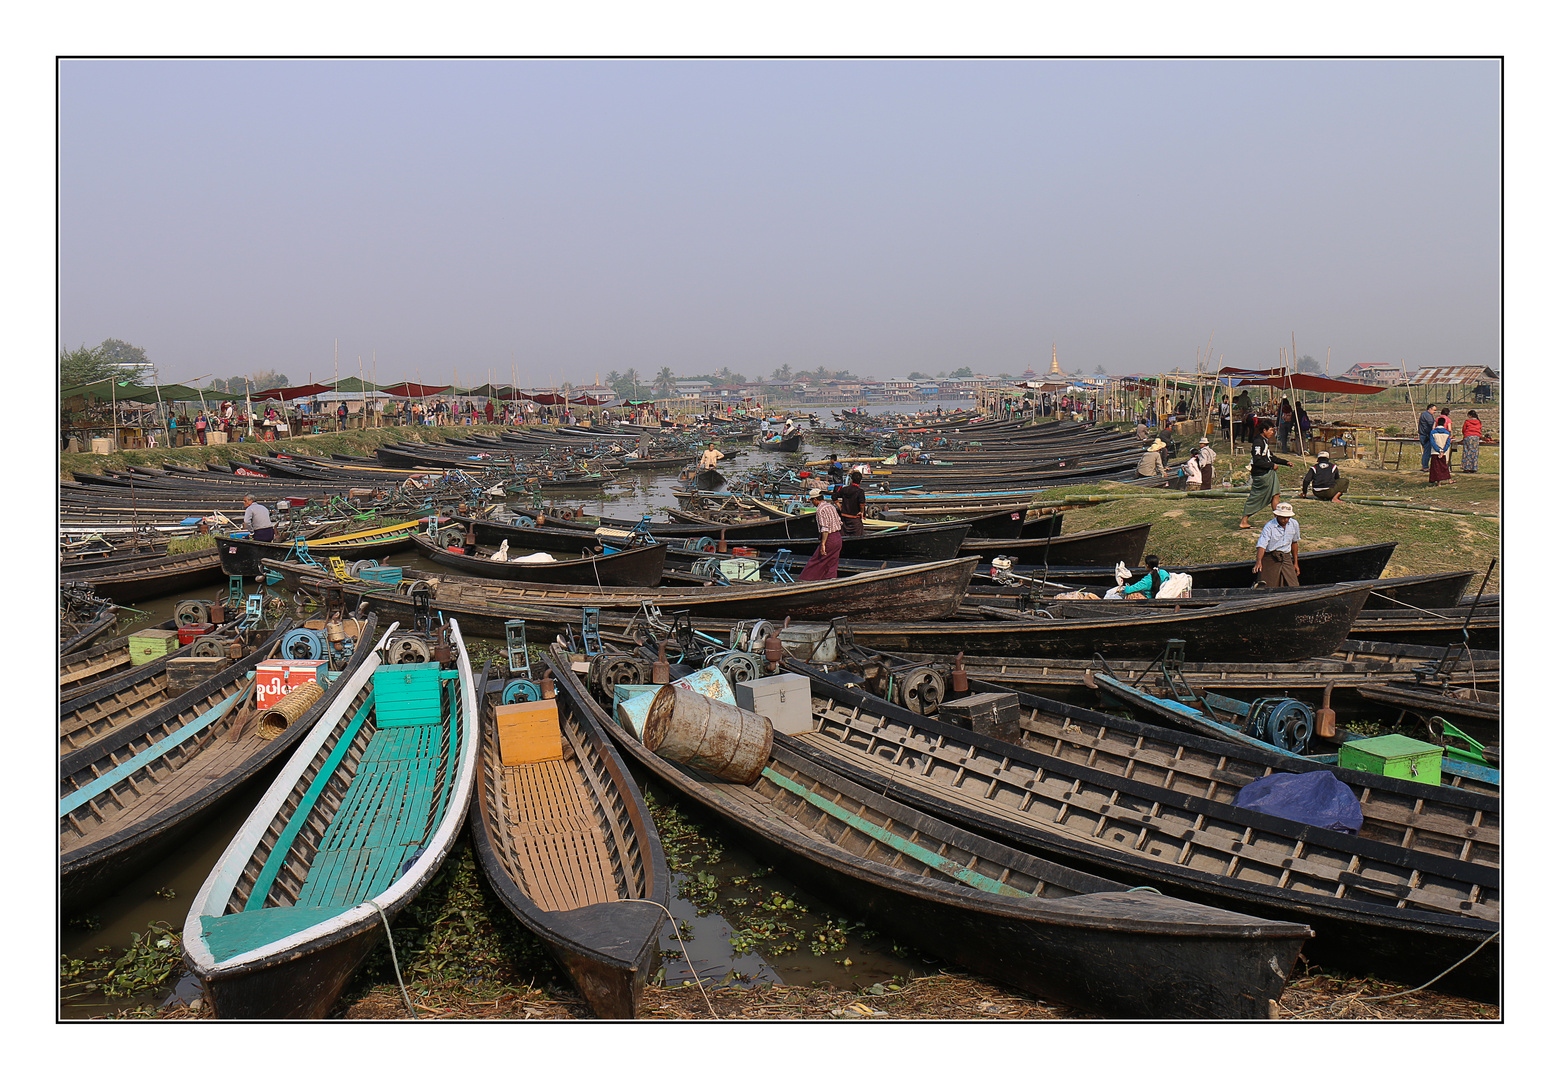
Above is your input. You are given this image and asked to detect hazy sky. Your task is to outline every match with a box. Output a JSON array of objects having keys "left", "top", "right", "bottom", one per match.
[{"left": 58, "top": 58, "right": 1500, "bottom": 387}]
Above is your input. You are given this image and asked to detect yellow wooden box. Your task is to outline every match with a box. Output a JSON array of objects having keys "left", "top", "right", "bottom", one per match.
[{"left": 495, "top": 699, "right": 563, "bottom": 765}]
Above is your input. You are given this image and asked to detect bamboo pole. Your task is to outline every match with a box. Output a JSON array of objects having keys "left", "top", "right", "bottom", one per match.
[{"left": 359, "top": 354, "right": 368, "bottom": 430}]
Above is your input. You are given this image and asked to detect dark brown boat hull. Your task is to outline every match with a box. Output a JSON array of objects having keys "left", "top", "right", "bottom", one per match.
[{"left": 414, "top": 534, "right": 668, "bottom": 587}]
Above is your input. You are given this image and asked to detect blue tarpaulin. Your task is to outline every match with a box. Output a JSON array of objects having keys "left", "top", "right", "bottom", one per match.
[{"left": 1233, "top": 770, "right": 1363, "bottom": 834}]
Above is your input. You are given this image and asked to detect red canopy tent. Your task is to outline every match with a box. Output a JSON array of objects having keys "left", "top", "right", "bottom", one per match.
[
  {"left": 523, "top": 392, "right": 569, "bottom": 405},
  {"left": 250, "top": 382, "right": 336, "bottom": 401},
  {"left": 378, "top": 382, "right": 454, "bottom": 398},
  {"left": 1219, "top": 367, "right": 1384, "bottom": 395}
]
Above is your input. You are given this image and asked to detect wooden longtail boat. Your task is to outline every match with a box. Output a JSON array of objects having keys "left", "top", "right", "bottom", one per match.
[
  {"left": 62, "top": 621, "right": 357, "bottom": 911},
  {"left": 59, "top": 625, "right": 291, "bottom": 759},
  {"left": 774, "top": 670, "right": 1499, "bottom": 999},
  {"left": 59, "top": 624, "right": 194, "bottom": 704},
  {"left": 468, "top": 664, "right": 669, "bottom": 1018},
  {"left": 216, "top": 517, "right": 439, "bottom": 578},
  {"left": 1034, "top": 542, "right": 1399, "bottom": 591},
  {"left": 1345, "top": 608, "right": 1500, "bottom": 651},
  {"left": 1082, "top": 670, "right": 1499, "bottom": 794},
  {"left": 550, "top": 651, "right": 1311, "bottom": 1019},
  {"left": 959, "top": 522, "right": 1151, "bottom": 568},
  {"left": 62, "top": 549, "right": 226, "bottom": 604},
  {"left": 411, "top": 533, "right": 669, "bottom": 588},
  {"left": 263, "top": 556, "right": 981, "bottom": 636},
  {"left": 683, "top": 522, "right": 972, "bottom": 562},
  {"left": 61, "top": 608, "right": 119, "bottom": 656},
  {"left": 1354, "top": 680, "right": 1501, "bottom": 747},
  {"left": 845, "top": 579, "right": 1379, "bottom": 663},
  {"left": 182, "top": 621, "right": 479, "bottom": 1018},
  {"left": 787, "top": 656, "right": 1499, "bottom": 853},
  {"left": 863, "top": 639, "right": 1500, "bottom": 720}
]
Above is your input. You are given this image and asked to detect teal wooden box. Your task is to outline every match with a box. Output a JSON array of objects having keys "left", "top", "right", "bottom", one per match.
[
  {"left": 1338, "top": 733, "right": 1444, "bottom": 787},
  {"left": 373, "top": 662, "right": 446, "bottom": 727}
]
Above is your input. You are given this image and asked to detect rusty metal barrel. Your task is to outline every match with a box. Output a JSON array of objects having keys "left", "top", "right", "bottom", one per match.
[
  {"left": 257, "top": 680, "right": 325, "bottom": 740},
  {"left": 643, "top": 683, "right": 773, "bottom": 784}
]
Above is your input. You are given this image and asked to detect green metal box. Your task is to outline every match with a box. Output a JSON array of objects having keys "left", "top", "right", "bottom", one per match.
[{"left": 1337, "top": 733, "right": 1443, "bottom": 787}]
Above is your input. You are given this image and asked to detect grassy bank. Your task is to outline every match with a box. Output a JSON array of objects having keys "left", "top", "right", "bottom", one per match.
[{"left": 1028, "top": 446, "right": 1501, "bottom": 593}]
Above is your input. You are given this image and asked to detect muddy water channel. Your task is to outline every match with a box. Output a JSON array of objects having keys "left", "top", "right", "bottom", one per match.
[{"left": 60, "top": 433, "right": 941, "bottom": 1018}]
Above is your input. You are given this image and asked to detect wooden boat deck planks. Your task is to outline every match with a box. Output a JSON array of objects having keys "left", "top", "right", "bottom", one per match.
[
  {"left": 550, "top": 652, "right": 1310, "bottom": 1019},
  {"left": 469, "top": 663, "right": 668, "bottom": 1018},
  {"left": 780, "top": 680, "right": 1497, "bottom": 998}
]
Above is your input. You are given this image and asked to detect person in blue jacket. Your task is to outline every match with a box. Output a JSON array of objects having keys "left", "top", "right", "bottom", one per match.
[{"left": 1121, "top": 555, "right": 1168, "bottom": 598}]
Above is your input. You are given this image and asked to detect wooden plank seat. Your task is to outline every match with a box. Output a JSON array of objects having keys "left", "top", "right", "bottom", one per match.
[{"left": 500, "top": 757, "right": 617, "bottom": 911}]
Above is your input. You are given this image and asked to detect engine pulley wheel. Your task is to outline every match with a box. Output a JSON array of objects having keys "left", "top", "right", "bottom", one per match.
[
  {"left": 174, "top": 600, "right": 212, "bottom": 627},
  {"left": 191, "top": 635, "right": 227, "bottom": 657},
  {"left": 898, "top": 667, "right": 947, "bottom": 716},
  {"left": 386, "top": 634, "right": 431, "bottom": 665}
]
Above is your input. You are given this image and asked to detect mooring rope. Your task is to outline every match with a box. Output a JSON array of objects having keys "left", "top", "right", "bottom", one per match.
[
  {"left": 1355, "top": 928, "right": 1500, "bottom": 1001},
  {"left": 366, "top": 899, "right": 419, "bottom": 1019},
  {"left": 616, "top": 897, "right": 718, "bottom": 1018}
]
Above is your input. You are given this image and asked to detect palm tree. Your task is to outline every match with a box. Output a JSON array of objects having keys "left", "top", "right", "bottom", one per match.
[
  {"left": 654, "top": 366, "right": 675, "bottom": 393},
  {"left": 622, "top": 367, "right": 640, "bottom": 399},
  {"left": 773, "top": 363, "right": 792, "bottom": 381},
  {"left": 606, "top": 369, "right": 622, "bottom": 389},
  {"left": 815, "top": 365, "right": 830, "bottom": 380}
]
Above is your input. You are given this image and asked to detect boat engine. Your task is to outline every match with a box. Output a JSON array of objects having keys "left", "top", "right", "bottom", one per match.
[{"left": 1244, "top": 697, "right": 1315, "bottom": 755}]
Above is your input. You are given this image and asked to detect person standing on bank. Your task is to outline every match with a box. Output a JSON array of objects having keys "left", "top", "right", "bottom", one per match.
[
  {"left": 836, "top": 470, "right": 868, "bottom": 537},
  {"left": 1187, "top": 436, "right": 1216, "bottom": 490},
  {"left": 1254, "top": 503, "right": 1301, "bottom": 587},
  {"left": 798, "top": 488, "right": 843, "bottom": 580},
  {"left": 1301, "top": 450, "right": 1349, "bottom": 501},
  {"left": 1428, "top": 415, "right": 1455, "bottom": 486},
  {"left": 241, "top": 495, "right": 275, "bottom": 543},
  {"left": 1238, "top": 419, "right": 1290, "bottom": 530},
  {"left": 1461, "top": 410, "right": 1483, "bottom": 473},
  {"left": 1418, "top": 402, "right": 1438, "bottom": 471}
]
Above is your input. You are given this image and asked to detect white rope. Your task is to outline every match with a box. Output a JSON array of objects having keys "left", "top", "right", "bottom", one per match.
[
  {"left": 366, "top": 899, "right": 419, "bottom": 1019},
  {"left": 615, "top": 898, "right": 718, "bottom": 1018},
  {"left": 1356, "top": 929, "right": 1500, "bottom": 1001}
]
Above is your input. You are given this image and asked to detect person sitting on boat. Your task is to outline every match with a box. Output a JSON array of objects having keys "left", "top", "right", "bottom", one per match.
[
  {"left": 825, "top": 454, "right": 847, "bottom": 483},
  {"left": 798, "top": 488, "right": 843, "bottom": 581},
  {"left": 836, "top": 471, "right": 868, "bottom": 537},
  {"left": 1254, "top": 503, "right": 1301, "bottom": 587},
  {"left": 241, "top": 494, "right": 275, "bottom": 542},
  {"left": 1120, "top": 555, "right": 1169, "bottom": 599},
  {"left": 1136, "top": 439, "right": 1166, "bottom": 478},
  {"left": 699, "top": 443, "right": 724, "bottom": 470},
  {"left": 1300, "top": 450, "right": 1349, "bottom": 502}
]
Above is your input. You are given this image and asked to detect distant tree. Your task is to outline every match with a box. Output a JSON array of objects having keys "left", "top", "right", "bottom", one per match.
[
  {"left": 907, "top": 371, "right": 928, "bottom": 381},
  {"left": 950, "top": 366, "right": 973, "bottom": 378},
  {"left": 98, "top": 338, "right": 148, "bottom": 367},
  {"left": 654, "top": 366, "right": 675, "bottom": 393},
  {"left": 1296, "top": 354, "right": 1322, "bottom": 374},
  {"left": 1094, "top": 365, "right": 1107, "bottom": 376},
  {"left": 605, "top": 369, "right": 622, "bottom": 389},
  {"left": 61, "top": 338, "right": 152, "bottom": 387},
  {"left": 61, "top": 343, "right": 133, "bottom": 387},
  {"left": 621, "top": 368, "right": 641, "bottom": 398},
  {"left": 773, "top": 363, "right": 793, "bottom": 381},
  {"left": 815, "top": 365, "right": 830, "bottom": 380}
]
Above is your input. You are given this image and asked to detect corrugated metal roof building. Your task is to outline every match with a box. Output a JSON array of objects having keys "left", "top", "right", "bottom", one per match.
[{"left": 1402, "top": 365, "right": 1501, "bottom": 386}]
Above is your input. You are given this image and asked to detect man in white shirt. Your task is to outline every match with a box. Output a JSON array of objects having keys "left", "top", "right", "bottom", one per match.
[{"left": 1254, "top": 503, "right": 1300, "bottom": 587}]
